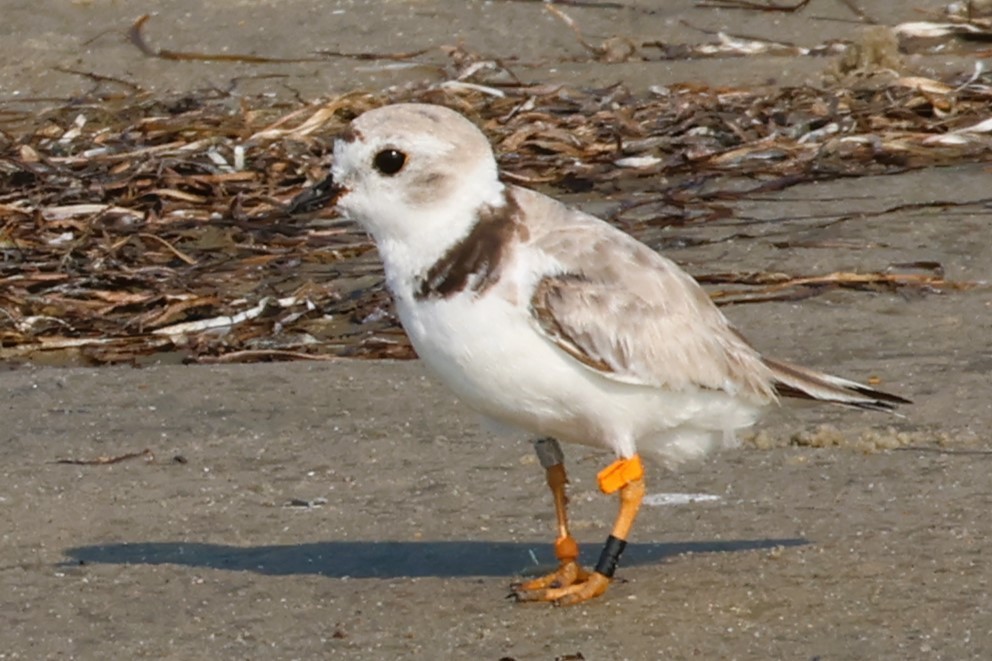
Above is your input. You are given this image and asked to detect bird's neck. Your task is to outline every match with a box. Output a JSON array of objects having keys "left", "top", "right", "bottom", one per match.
[{"left": 379, "top": 181, "right": 513, "bottom": 299}]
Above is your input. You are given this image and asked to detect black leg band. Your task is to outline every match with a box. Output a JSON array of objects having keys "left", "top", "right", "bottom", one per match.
[{"left": 593, "top": 534, "right": 627, "bottom": 578}]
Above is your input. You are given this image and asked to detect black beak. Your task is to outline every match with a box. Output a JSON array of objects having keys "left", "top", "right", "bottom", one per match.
[{"left": 286, "top": 174, "right": 344, "bottom": 215}]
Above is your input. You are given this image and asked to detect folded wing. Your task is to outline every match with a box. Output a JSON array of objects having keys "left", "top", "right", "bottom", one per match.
[
  {"left": 519, "top": 186, "right": 908, "bottom": 411},
  {"left": 526, "top": 215, "right": 777, "bottom": 403}
]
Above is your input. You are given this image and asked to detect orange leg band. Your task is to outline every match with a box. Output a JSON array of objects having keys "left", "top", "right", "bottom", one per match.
[{"left": 597, "top": 454, "right": 644, "bottom": 495}]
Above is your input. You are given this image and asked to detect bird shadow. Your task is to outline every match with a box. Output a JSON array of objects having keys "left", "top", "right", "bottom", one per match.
[{"left": 62, "top": 538, "right": 807, "bottom": 578}]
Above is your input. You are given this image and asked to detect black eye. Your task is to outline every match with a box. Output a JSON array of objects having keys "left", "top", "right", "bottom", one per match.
[{"left": 373, "top": 149, "right": 407, "bottom": 176}]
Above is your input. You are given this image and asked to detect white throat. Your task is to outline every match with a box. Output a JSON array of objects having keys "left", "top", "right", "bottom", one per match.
[{"left": 373, "top": 167, "right": 507, "bottom": 292}]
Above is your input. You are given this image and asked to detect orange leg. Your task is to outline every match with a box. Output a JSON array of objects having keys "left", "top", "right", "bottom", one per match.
[
  {"left": 513, "top": 449, "right": 646, "bottom": 606},
  {"left": 512, "top": 439, "right": 587, "bottom": 595}
]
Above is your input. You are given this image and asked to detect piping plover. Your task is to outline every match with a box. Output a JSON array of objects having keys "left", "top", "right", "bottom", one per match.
[{"left": 311, "top": 103, "right": 909, "bottom": 605}]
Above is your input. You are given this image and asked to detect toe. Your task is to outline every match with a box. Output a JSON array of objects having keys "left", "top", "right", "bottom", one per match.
[
  {"left": 509, "top": 571, "right": 612, "bottom": 605},
  {"left": 551, "top": 572, "right": 612, "bottom": 606},
  {"left": 513, "top": 560, "right": 583, "bottom": 592}
]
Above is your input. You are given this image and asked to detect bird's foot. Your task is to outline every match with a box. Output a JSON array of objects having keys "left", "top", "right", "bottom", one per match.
[
  {"left": 510, "top": 564, "right": 611, "bottom": 606},
  {"left": 512, "top": 559, "right": 588, "bottom": 592}
]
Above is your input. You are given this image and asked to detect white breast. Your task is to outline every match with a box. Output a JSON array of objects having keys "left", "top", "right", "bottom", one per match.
[{"left": 391, "top": 281, "right": 765, "bottom": 468}]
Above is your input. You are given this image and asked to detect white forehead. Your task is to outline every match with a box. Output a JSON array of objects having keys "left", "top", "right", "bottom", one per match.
[{"left": 332, "top": 103, "right": 493, "bottom": 172}]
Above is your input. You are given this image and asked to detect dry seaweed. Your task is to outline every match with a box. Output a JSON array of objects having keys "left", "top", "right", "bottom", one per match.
[
  {"left": 56, "top": 448, "right": 155, "bottom": 465},
  {"left": 128, "top": 14, "right": 322, "bottom": 64},
  {"left": 695, "top": 0, "right": 812, "bottom": 13},
  {"left": 1, "top": 55, "right": 990, "bottom": 366},
  {"left": 701, "top": 267, "right": 975, "bottom": 305}
]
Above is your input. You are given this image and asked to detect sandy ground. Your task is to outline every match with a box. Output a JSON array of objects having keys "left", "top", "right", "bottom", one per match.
[
  {"left": 3, "top": 1, "right": 992, "bottom": 659},
  {"left": 0, "top": 0, "right": 978, "bottom": 101}
]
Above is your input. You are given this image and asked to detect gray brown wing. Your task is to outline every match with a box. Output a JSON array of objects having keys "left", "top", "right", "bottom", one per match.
[
  {"left": 512, "top": 187, "right": 906, "bottom": 409},
  {"left": 520, "top": 193, "right": 776, "bottom": 400},
  {"left": 529, "top": 271, "right": 775, "bottom": 401}
]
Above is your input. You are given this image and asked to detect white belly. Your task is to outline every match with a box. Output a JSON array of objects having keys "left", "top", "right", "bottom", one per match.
[{"left": 394, "top": 290, "right": 765, "bottom": 468}]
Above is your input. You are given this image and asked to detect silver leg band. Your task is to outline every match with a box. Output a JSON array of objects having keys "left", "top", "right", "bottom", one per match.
[{"left": 533, "top": 437, "right": 565, "bottom": 469}]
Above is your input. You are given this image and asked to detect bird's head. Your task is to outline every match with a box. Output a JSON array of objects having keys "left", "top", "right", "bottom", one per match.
[{"left": 323, "top": 103, "right": 506, "bottom": 258}]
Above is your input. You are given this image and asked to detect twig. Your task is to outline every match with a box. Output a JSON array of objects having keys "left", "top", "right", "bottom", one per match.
[
  {"left": 837, "top": 0, "right": 875, "bottom": 24},
  {"left": 135, "top": 232, "right": 198, "bottom": 265},
  {"left": 128, "top": 15, "right": 322, "bottom": 63},
  {"left": 56, "top": 448, "right": 155, "bottom": 465},
  {"left": 696, "top": 0, "right": 812, "bottom": 11},
  {"left": 52, "top": 67, "right": 143, "bottom": 93},
  {"left": 194, "top": 350, "right": 341, "bottom": 363},
  {"left": 544, "top": 4, "right": 601, "bottom": 55},
  {"left": 313, "top": 48, "right": 432, "bottom": 61}
]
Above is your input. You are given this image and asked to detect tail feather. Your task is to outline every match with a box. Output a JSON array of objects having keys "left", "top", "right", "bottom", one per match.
[{"left": 764, "top": 357, "right": 911, "bottom": 412}]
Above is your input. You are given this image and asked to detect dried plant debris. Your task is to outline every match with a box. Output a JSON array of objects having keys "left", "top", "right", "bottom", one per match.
[
  {"left": 695, "top": 0, "right": 812, "bottom": 11},
  {"left": 745, "top": 424, "right": 982, "bottom": 453},
  {"left": 1, "top": 64, "right": 990, "bottom": 366},
  {"left": 127, "top": 15, "right": 321, "bottom": 64},
  {"left": 701, "top": 267, "right": 975, "bottom": 306},
  {"left": 547, "top": 3, "right": 992, "bottom": 61},
  {"left": 55, "top": 448, "right": 155, "bottom": 465}
]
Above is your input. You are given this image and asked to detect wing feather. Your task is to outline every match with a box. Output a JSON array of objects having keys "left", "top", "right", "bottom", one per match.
[
  {"left": 507, "top": 185, "right": 907, "bottom": 413},
  {"left": 517, "top": 187, "right": 776, "bottom": 402}
]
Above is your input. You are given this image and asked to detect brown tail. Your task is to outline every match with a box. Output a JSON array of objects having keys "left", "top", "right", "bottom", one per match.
[{"left": 765, "top": 357, "right": 911, "bottom": 412}]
